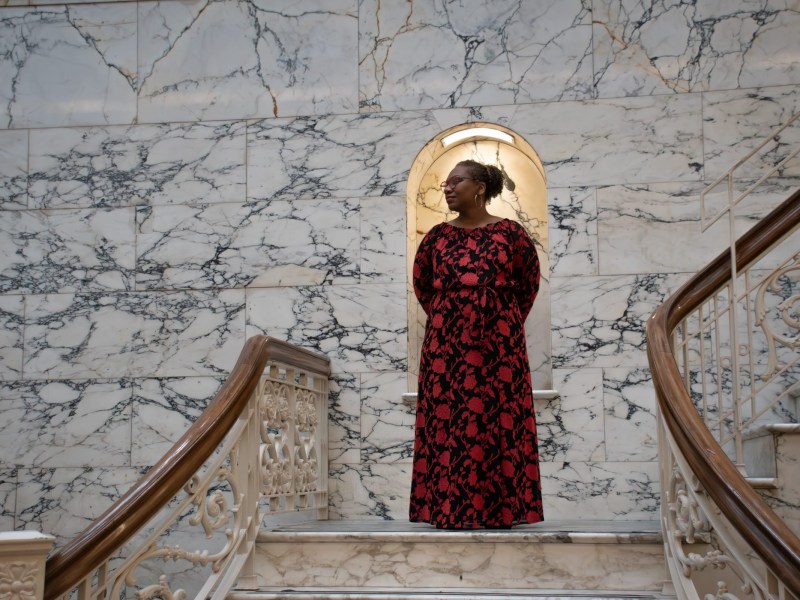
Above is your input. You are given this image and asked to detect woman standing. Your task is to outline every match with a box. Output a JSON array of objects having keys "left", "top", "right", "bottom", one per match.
[{"left": 410, "top": 159, "right": 543, "bottom": 529}]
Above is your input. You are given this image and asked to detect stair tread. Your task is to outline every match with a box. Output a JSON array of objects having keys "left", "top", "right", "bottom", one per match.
[
  {"left": 258, "top": 519, "right": 662, "bottom": 544},
  {"left": 230, "top": 587, "right": 672, "bottom": 600}
]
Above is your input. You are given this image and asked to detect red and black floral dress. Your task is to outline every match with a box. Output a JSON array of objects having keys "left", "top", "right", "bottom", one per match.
[{"left": 410, "top": 218, "right": 543, "bottom": 529}]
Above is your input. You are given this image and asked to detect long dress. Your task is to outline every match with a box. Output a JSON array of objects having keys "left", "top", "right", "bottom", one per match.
[{"left": 410, "top": 218, "right": 543, "bottom": 529}]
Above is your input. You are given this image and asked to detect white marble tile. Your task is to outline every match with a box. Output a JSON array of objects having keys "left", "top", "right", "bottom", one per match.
[
  {"left": 493, "top": 93, "right": 704, "bottom": 187},
  {"left": 548, "top": 187, "right": 597, "bottom": 276},
  {"left": 24, "top": 290, "right": 245, "bottom": 379},
  {"left": 131, "top": 377, "right": 224, "bottom": 466},
  {"left": 360, "top": 372, "right": 414, "bottom": 464},
  {"left": 541, "top": 461, "right": 659, "bottom": 521},
  {"left": 15, "top": 467, "right": 142, "bottom": 547},
  {"left": 0, "top": 5, "right": 136, "bottom": 129},
  {"left": 246, "top": 111, "right": 438, "bottom": 201},
  {"left": 536, "top": 368, "right": 605, "bottom": 462},
  {"left": 358, "top": 0, "right": 593, "bottom": 112},
  {"left": 0, "top": 208, "right": 135, "bottom": 294},
  {"left": 138, "top": 0, "right": 358, "bottom": 123},
  {"left": 328, "top": 463, "right": 411, "bottom": 520},
  {"left": 328, "top": 373, "right": 361, "bottom": 465},
  {"left": 0, "top": 296, "right": 23, "bottom": 381},
  {"left": 360, "top": 196, "right": 406, "bottom": 284},
  {"left": 0, "top": 130, "right": 27, "bottom": 209},
  {"left": 28, "top": 122, "right": 246, "bottom": 209},
  {"left": 246, "top": 284, "right": 406, "bottom": 373},
  {"left": 597, "top": 180, "right": 798, "bottom": 276},
  {"left": 762, "top": 432, "right": 800, "bottom": 537},
  {"left": 254, "top": 537, "right": 666, "bottom": 591},
  {"left": 603, "top": 368, "right": 657, "bottom": 462},
  {"left": 597, "top": 182, "right": 714, "bottom": 275},
  {"left": 136, "top": 199, "right": 359, "bottom": 290},
  {"left": 0, "top": 379, "right": 132, "bottom": 468},
  {"left": 0, "top": 469, "right": 16, "bottom": 531},
  {"left": 551, "top": 273, "right": 685, "bottom": 368},
  {"left": 593, "top": 1, "right": 800, "bottom": 98},
  {"left": 702, "top": 85, "right": 800, "bottom": 181}
]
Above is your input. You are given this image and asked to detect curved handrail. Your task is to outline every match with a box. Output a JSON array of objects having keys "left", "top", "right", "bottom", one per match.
[
  {"left": 44, "top": 335, "right": 331, "bottom": 600},
  {"left": 647, "top": 189, "right": 800, "bottom": 594}
]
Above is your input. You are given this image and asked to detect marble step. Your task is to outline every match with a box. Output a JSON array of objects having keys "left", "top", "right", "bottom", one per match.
[
  {"left": 229, "top": 588, "right": 673, "bottom": 600},
  {"left": 743, "top": 424, "right": 800, "bottom": 537},
  {"left": 247, "top": 520, "right": 668, "bottom": 593}
]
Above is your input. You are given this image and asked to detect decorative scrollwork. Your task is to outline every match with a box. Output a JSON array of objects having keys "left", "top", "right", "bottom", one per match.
[
  {"left": 136, "top": 575, "right": 187, "bottom": 600},
  {"left": 754, "top": 254, "right": 800, "bottom": 378},
  {"left": 0, "top": 562, "right": 38, "bottom": 600}
]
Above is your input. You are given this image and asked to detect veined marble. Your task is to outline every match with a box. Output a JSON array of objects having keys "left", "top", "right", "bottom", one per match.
[
  {"left": 360, "top": 372, "right": 413, "bottom": 464},
  {"left": 328, "top": 463, "right": 411, "bottom": 521},
  {"left": 0, "top": 207, "right": 135, "bottom": 294},
  {"left": 603, "top": 368, "right": 657, "bottom": 462},
  {"left": 702, "top": 85, "right": 800, "bottom": 180},
  {"left": 593, "top": 0, "right": 800, "bottom": 98},
  {"left": 599, "top": 179, "right": 799, "bottom": 276},
  {"left": 541, "top": 461, "right": 660, "bottom": 521},
  {"left": 131, "top": 377, "right": 224, "bottom": 466},
  {"left": 246, "top": 111, "right": 438, "bottom": 201},
  {"left": 254, "top": 536, "right": 666, "bottom": 591},
  {"left": 0, "top": 296, "right": 23, "bottom": 381},
  {"left": 24, "top": 290, "right": 245, "bottom": 379},
  {"left": 761, "top": 429, "right": 800, "bottom": 537},
  {"left": 28, "top": 122, "right": 246, "bottom": 209},
  {"left": 137, "top": 0, "right": 358, "bottom": 123},
  {"left": 136, "top": 199, "right": 359, "bottom": 290},
  {"left": 485, "top": 93, "right": 704, "bottom": 187},
  {"left": 0, "top": 379, "right": 132, "bottom": 468},
  {"left": 0, "top": 5, "right": 136, "bottom": 129},
  {"left": 328, "top": 373, "right": 361, "bottom": 465},
  {"left": 246, "top": 284, "right": 406, "bottom": 373},
  {"left": 0, "top": 130, "right": 27, "bottom": 209},
  {"left": 536, "top": 368, "right": 605, "bottom": 462},
  {"left": 551, "top": 273, "right": 686, "bottom": 368},
  {"left": 360, "top": 197, "right": 406, "bottom": 284},
  {"left": 358, "top": 0, "right": 593, "bottom": 112},
  {"left": 548, "top": 187, "right": 597, "bottom": 277},
  {"left": 0, "top": 469, "right": 15, "bottom": 531},
  {"left": 15, "top": 467, "right": 142, "bottom": 546}
]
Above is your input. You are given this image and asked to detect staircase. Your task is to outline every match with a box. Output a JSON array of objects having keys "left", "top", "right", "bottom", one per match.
[{"left": 237, "top": 520, "right": 668, "bottom": 599}]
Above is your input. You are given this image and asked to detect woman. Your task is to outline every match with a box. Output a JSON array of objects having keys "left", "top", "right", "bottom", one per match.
[{"left": 410, "top": 159, "right": 543, "bottom": 529}]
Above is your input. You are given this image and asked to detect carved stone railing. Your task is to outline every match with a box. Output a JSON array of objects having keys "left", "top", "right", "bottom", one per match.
[
  {"left": 41, "top": 336, "right": 330, "bottom": 600},
  {"left": 648, "top": 113, "right": 800, "bottom": 600}
]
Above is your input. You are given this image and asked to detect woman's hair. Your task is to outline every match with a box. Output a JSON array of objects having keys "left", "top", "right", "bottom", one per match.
[{"left": 456, "top": 160, "right": 504, "bottom": 201}]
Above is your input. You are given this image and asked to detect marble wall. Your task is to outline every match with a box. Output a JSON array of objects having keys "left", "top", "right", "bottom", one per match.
[{"left": 1, "top": 0, "right": 799, "bottom": 545}]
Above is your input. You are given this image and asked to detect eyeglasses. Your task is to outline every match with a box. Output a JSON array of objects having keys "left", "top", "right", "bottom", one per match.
[{"left": 439, "top": 176, "right": 475, "bottom": 189}]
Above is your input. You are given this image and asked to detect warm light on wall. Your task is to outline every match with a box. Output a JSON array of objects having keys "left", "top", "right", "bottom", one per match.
[{"left": 441, "top": 128, "right": 514, "bottom": 147}]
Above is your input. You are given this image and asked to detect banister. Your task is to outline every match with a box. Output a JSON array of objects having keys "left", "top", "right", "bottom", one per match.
[
  {"left": 647, "top": 189, "right": 800, "bottom": 595},
  {"left": 44, "top": 335, "right": 331, "bottom": 600}
]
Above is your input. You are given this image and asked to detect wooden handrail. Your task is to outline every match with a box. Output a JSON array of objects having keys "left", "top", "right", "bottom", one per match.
[
  {"left": 647, "top": 189, "right": 800, "bottom": 594},
  {"left": 44, "top": 335, "right": 330, "bottom": 600}
]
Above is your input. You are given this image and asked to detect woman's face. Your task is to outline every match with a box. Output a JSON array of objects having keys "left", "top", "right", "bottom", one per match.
[{"left": 442, "top": 165, "right": 483, "bottom": 213}]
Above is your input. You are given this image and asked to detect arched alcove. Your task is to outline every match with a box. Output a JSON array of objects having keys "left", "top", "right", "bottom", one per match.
[{"left": 406, "top": 123, "right": 552, "bottom": 393}]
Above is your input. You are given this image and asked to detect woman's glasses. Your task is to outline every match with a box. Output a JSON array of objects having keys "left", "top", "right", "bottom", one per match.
[{"left": 439, "top": 176, "right": 474, "bottom": 189}]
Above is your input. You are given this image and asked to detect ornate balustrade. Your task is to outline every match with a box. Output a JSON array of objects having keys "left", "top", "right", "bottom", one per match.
[
  {"left": 648, "top": 113, "right": 800, "bottom": 600},
  {"left": 39, "top": 336, "right": 330, "bottom": 600}
]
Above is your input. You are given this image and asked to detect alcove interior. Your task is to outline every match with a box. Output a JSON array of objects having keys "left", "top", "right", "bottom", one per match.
[{"left": 406, "top": 123, "right": 553, "bottom": 393}]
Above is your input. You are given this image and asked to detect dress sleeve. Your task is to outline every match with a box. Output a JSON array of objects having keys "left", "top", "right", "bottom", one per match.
[
  {"left": 512, "top": 224, "right": 541, "bottom": 321},
  {"left": 413, "top": 228, "right": 437, "bottom": 316}
]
